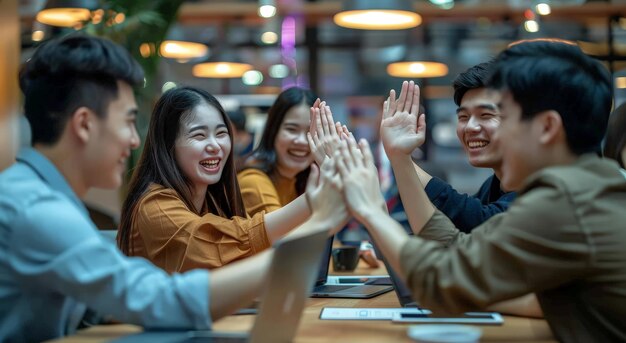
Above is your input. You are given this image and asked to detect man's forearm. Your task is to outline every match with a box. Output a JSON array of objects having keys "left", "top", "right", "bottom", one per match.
[{"left": 390, "top": 155, "right": 435, "bottom": 235}]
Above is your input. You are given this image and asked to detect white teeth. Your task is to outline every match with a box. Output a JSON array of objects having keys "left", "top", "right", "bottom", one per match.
[
  {"left": 200, "top": 160, "right": 219, "bottom": 168},
  {"left": 289, "top": 150, "right": 308, "bottom": 157},
  {"left": 468, "top": 141, "right": 488, "bottom": 148}
]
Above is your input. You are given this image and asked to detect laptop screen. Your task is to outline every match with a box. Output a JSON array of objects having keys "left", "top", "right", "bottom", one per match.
[
  {"left": 314, "top": 236, "right": 334, "bottom": 286},
  {"left": 371, "top": 238, "right": 418, "bottom": 308}
]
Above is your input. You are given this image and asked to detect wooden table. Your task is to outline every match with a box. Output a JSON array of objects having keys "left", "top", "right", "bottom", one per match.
[{"left": 49, "top": 263, "right": 557, "bottom": 343}]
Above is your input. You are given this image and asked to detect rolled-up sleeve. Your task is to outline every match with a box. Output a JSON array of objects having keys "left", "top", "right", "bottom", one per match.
[
  {"left": 8, "top": 194, "right": 211, "bottom": 330},
  {"left": 399, "top": 184, "right": 592, "bottom": 315},
  {"left": 134, "top": 187, "right": 271, "bottom": 272}
]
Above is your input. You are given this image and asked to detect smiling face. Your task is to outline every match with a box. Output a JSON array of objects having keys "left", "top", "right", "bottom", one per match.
[
  {"left": 456, "top": 88, "right": 503, "bottom": 172},
  {"left": 274, "top": 103, "right": 313, "bottom": 179},
  {"left": 175, "top": 102, "right": 232, "bottom": 197},
  {"left": 85, "top": 81, "right": 140, "bottom": 189}
]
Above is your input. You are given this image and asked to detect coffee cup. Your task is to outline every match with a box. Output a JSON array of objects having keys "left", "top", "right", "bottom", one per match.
[{"left": 332, "top": 246, "right": 359, "bottom": 272}]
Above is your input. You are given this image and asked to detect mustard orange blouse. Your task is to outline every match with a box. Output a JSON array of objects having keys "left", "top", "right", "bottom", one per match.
[
  {"left": 129, "top": 184, "right": 271, "bottom": 273},
  {"left": 237, "top": 168, "right": 298, "bottom": 217}
]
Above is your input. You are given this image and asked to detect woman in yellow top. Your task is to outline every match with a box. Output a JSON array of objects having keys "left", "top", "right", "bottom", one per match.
[
  {"left": 238, "top": 87, "right": 317, "bottom": 216},
  {"left": 117, "top": 86, "right": 324, "bottom": 273}
]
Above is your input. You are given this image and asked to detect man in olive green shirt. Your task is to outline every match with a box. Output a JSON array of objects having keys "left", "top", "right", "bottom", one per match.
[{"left": 335, "top": 40, "right": 626, "bottom": 342}]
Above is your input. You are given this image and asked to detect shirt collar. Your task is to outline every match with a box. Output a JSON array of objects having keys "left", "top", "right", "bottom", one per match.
[{"left": 16, "top": 147, "right": 89, "bottom": 216}]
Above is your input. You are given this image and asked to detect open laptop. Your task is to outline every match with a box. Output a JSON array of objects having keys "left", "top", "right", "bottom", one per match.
[
  {"left": 310, "top": 236, "right": 393, "bottom": 299},
  {"left": 113, "top": 229, "right": 329, "bottom": 343}
]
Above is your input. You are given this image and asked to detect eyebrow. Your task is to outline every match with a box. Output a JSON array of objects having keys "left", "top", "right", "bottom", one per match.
[{"left": 456, "top": 103, "right": 499, "bottom": 114}]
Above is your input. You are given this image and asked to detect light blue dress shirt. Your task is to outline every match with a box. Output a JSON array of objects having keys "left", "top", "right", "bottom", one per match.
[{"left": 0, "top": 148, "right": 212, "bottom": 342}]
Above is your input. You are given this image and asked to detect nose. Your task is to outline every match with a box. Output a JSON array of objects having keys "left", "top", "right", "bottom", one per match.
[
  {"left": 294, "top": 131, "right": 308, "bottom": 145},
  {"left": 130, "top": 126, "right": 141, "bottom": 149},
  {"left": 465, "top": 116, "right": 481, "bottom": 133},
  {"left": 205, "top": 136, "right": 219, "bottom": 153}
]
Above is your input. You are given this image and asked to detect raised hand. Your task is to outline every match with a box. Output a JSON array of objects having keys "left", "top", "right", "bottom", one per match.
[
  {"left": 308, "top": 101, "right": 346, "bottom": 166},
  {"left": 305, "top": 158, "right": 349, "bottom": 233},
  {"left": 380, "top": 80, "right": 426, "bottom": 160},
  {"left": 335, "top": 137, "right": 386, "bottom": 223}
]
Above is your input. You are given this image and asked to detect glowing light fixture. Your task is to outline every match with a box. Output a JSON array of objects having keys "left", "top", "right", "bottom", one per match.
[
  {"left": 32, "top": 30, "right": 45, "bottom": 42},
  {"left": 536, "top": 3, "right": 551, "bottom": 15},
  {"left": 258, "top": 0, "right": 277, "bottom": 18},
  {"left": 524, "top": 20, "right": 540, "bottom": 33},
  {"left": 616, "top": 77, "right": 626, "bottom": 89},
  {"left": 159, "top": 40, "right": 209, "bottom": 60},
  {"left": 334, "top": 0, "right": 421, "bottom": 30},
  {"left": 193, "top": 60, "right": 253, "bottom": 78},
  {"left": 269, "top": 64, "right": 289, "bottom": 78},
  {"left": 387, "top": 61, "right": 448, "bottom": 78},
  {"left": 36, "top": 0, "right": 98, "bottom": 27},
  {"left": 242, "top": 70, "right": 264, "bottom": 85},
  {"left": 261, "top": 31, "right": 278, "bottom": 44}
]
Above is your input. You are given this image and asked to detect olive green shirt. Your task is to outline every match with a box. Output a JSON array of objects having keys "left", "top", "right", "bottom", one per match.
[{"left": 400, "top": 155, "right": 626, "bottom": 342}]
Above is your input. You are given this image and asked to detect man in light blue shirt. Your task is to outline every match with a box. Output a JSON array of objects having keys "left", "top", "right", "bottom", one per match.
[{"left": 0, "top": 35, "right": 277, "bottom": 342}]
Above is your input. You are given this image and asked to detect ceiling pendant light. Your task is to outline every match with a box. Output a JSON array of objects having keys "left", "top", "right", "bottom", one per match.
[
  {"left": 159, "top": 40, "right": 209, "bottom": 60},
  {"left": 192, "top": 50, "right": 253, "bottom": 78},
  {"left": 334, "top": 0, "right": 421, "bottom": 30},
  {"left": 387, "top": 61, "right": 448, "bottom": 78},
  {"left": 36, "top": 0, "right": 98, "bottom": 27}
]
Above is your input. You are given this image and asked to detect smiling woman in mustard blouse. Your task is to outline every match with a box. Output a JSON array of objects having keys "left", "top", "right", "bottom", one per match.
[
  {"left": 238, "top": 87, "right": 317, "bottom": 216},
  {"left": 117, "top": 87, "right": 317, "bottom": 273}
]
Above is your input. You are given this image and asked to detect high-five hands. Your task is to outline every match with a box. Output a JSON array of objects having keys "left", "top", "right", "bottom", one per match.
[
  {"left": 380, "top": 80, "right": 426, "bottom": 160},
  {"left": 308, "top": 100, "right": 351, "bottom": 166},
  {"left": 334, "top": 136, "right": 387, "bottom": 223}
]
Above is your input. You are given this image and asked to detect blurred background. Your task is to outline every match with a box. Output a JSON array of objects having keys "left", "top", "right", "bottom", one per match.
[{"left": 13, "top": 0, "right": 626, "bottom": 226}]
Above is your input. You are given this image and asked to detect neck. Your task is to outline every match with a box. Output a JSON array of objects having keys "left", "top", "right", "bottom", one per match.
[
  {"left": 34, "top": 143, "right": 88, "bottom": 198},
  {"left": 275, "top": 165, "right": 297, "bottom": 180},
  {"left": 191, "top": 185, "right": 207, "bottom": 213}
]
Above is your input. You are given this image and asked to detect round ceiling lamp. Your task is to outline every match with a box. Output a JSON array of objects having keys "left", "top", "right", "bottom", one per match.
[
  {"left": 36, "top": 0, "right": 98, "bottom": 27},
  {"left": 193, "top": 62, "right": 253, "bottom": 78},
  {"left": 159, "top": 40, "right": 209, "bottom": 60},
  {"left": 333, "top": 0, "right": 421, "bottom": 30},
  {"left": 387, "top": 61, "right": 448, "bottom": 78}
]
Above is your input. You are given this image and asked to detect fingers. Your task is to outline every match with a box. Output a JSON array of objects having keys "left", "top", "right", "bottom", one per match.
[
  {"left": 309, "top": 105, "right": 318, "bottom": 136},
  {"left": 305, "top": 162, "right": 320, "bottom": 194},
  {"left": 319, "top": 102, "right": 331, "bottom": 137},
  {"left": 410, "top": 83, "right": 421, "bottom": 117},
  {"left": 417, "top": 113, "right": 426, "bottom": 135},
  {"left": 334, "top": 149, "right": 348, "bottom": 178},
  {"left": 396, "top": 81, "right": 409, "bottom": 113},
  {"left": 358, "top": 139, "right": 375, "bottom": 168},
  {"left": 314, "top": 107, "right": 324, "bottom": 138},
  {"left": 307, "top": 132, "right": 319, "bottom": 153},
  {"left": 325, "top": 106, "right": 339, "bottom": 137}
]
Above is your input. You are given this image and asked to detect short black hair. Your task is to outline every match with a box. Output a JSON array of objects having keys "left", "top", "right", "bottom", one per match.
[
  {"left": 19, "top": 34, "right": 144, "bottom": 145},
  {"left": 488, "top": 40, "right": 612, "bottom": 155},
  {"left": 452, "top": 61, "right": 494, "bottom": 106}
]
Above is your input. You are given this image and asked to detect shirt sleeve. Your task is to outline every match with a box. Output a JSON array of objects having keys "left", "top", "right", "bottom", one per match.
[
  {"left": 424, "top": 176, "right": 515, "bottom": 232},
  {"left": 7, "top": 194, "right": 211, "bottom": 330},
  {"left": 238, "top": 169, "right": 283, "bottom": 216},
  {"left": 400, "top": 183, "right": 592, "bottom": 314},
  {"left": 135, "top": 188, "right": 271, "bottom": 272}
]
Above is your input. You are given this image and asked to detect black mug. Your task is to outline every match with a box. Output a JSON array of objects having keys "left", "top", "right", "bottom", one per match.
[{"left": 332, "top": 246, "right": 359, "bottom": 272}]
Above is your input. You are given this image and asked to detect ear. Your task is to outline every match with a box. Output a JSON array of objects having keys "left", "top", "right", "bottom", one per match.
[
  {"left": 69, "top": 106, "right": 95, "bottom": 144},
  {"left": 536, "top": 110, "right": 564, "bottom": 146}
]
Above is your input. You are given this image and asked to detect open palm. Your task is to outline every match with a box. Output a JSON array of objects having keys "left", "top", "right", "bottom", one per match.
[{"left": 380, "top": 81, "right": 426, "bottom": 158}]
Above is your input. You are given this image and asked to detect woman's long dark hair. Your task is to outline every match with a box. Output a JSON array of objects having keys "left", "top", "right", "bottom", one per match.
[
  {"left": 242, "top": 87, "right": 316, "bottom": 194},
  {"left": 118, "top": 86, "right": 246, "bottom": 255}
]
